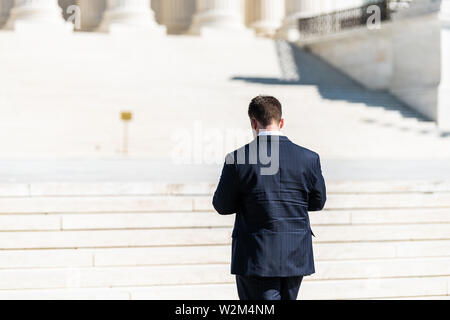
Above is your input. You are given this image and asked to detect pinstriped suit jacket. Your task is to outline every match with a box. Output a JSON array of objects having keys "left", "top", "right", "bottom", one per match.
[{"left": 213, "top": 135, "right": 327, "bottom": 277}]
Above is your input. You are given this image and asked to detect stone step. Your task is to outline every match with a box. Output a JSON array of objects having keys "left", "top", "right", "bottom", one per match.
[
  {"left": 0, "top": 265, "right": 233, "bottom": 291},
  {"left": 380, "top": 296, "right": 450, "bottom": 300},
  {"left": 2, "top": 257, "right": 450, "bottom": 290},
  {"left": 0, "top": 288, "right": 132, "bottom": 300},
  {"left": 312, "top": 223, "right": 450, "bottom": 242},
  {"left": 1, "top": 239, "right": 449, "bottom": 269},
  {"left": 0, "top": 196, "right": 195, "bottom": 214},
  {"left": 91, "top": 240, "right": 450, "bottom": 266},
  {"left": 60, "top": 212, "right": 234, "bottom": 230},
  {"left": 1, "top": 276, "right": 447, "bottom": 300},
  {"left": 299, "top": 276, "right": 450, "bottom": 300},
  {"left": 130, "top": 276, "right": 450, "bottom": 300},
  {"left": 48, "top": 208, "right": 450, "bottom": 231},
  {"left": 0, "top": 283, "right": 447, "bottom": 300},
  {"left": 315, "top": 240, "right": 450, "bottom": 260},
  {"left": 2, "top": 208, "right": 450, "bottom": 232},
  {"left": 0, "top": 249, "right": 94, "bottom": 269},
  {"left": 320, "top": 192, "right": 450, "bottom": 210},
  {"left": 324, "top": 181, "right": 450, "bottom": 194},
  {"left": 1, "top": 223, "right": 450, "bottom": 249},
  {"left": 314, "top": 208, "right": 450, "bottom": 225},
  {"left": 0, "top": 229, "right": 232, "bottom": 249},
  {"left": 194, "top": 193, "right": 450, "bottom": 211},
  {"left": 27, "top": 182, "right": 217, "bottom": 197},
  {"left": 312, "top": 257, "right": 450, "bottom": 281},
  {"left": 3, "top": 181, "right": 450, "bottom": 197},
  {"left": 0, "top": 215, "right": 61, "bottom": 231},
  {"left": 1, "top": 192, "right": 448, "bottom": 214}
]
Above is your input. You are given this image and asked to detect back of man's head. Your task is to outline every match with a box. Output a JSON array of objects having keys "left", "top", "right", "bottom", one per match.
[{"left": 248, "top": 96, "right": 282, "bottom": 127}]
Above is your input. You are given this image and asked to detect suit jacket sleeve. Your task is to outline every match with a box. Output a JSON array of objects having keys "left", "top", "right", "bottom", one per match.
[
  {"left": 308, "top": 154, "right": 327, "bottom": 211},
  {"left": 213, "top": 155, "right": 240, "bottom": 215}
]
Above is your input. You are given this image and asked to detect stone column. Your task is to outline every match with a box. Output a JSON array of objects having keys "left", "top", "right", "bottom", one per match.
[
  {"left": 0, "top": 0, "right": 14, "bottom": 28},
  {"left": 77, "top": 0, "right": 106, "bottom": 31},
  {"left": 6, "top": 0, "right": 68, "bottom": 30},
  {"left": 59, "top": 0, "right": 76, "bottom": 20},
  {"left": 277, "top": 0, "right": 320, "bottom": 41},
  {"left": 246, "top": 0, "right": 284, "bottom": 37},
  {"left": 98, "top": 0, "right": 165, "bottom": 34},
  {"left": 188, "top": 0, "right": 251, "bottom": 36},
  {"left": 438, "top": 0, "right": 450, "bottom": 130},
  {"left": 244, "top": 0, "right": 256, "bottom": 27},
  {"left": 151, "top": 0, "right": 163, "bottom": 24},
  {"left": 163, "top": 0, "right": 196, "bottom": 34}
]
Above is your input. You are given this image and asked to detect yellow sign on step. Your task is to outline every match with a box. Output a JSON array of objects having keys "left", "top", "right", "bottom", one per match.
[{"left": 121, "top": 111, "right": 133, "bottom": 121}]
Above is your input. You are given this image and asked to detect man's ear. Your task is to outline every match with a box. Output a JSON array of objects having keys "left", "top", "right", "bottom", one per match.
[
  {"left": 250, "top": 118, "right": 258, "bottom": 130},
  {"left": 279, "top": 119, "right": 285, "bottom": 130}
]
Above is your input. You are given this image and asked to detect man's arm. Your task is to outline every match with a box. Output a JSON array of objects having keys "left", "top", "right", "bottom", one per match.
[
  {"left": 308, "top": 154, "right": 327, "bottom": 212},
  {"left": 212, "top": 154, "right": 240, "bottom": 215}
]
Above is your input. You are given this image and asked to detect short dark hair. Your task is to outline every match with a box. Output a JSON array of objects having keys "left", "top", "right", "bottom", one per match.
[{"left": 248, "top": 96, "right": 282, "bottom": 127}]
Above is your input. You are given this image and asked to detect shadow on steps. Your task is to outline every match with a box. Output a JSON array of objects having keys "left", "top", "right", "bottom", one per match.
[{"left": 231, "top": 41, "right": 427, "bottom": 122}]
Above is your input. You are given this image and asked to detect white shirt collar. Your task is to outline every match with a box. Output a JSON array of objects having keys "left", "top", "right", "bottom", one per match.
[{"left": 258, "top": 130, "right": 283, "bottom": 137}]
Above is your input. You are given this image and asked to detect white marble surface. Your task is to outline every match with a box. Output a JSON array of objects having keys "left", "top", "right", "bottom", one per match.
[{"left": 0, "top": 32, "right": 448, "bottom": 162}]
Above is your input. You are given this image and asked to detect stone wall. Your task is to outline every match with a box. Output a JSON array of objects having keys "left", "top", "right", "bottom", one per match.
[
  {"left": 390, "top": 14, "right": 441, "bottom": 120},
  {"left": 300, "top": 26, "right": 394, "bottom": 91},
  {"left": 301, "top": 13, "right": 441, "bottom": 122}
]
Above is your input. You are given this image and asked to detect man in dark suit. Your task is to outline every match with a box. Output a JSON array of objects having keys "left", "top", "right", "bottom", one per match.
[{"left": 213, "top": 96, "right": 326, "bottom": 300}]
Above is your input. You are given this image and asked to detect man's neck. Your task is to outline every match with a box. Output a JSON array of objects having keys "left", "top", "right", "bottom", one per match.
[{"left": 257, "top": 129, "right": 283, "bottom": 136}]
